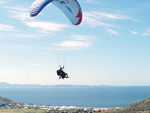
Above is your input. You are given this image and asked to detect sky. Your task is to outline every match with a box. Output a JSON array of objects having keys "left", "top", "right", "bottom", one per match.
[{"left": 0, "top": 0, "right": 150, "bottom": 86}]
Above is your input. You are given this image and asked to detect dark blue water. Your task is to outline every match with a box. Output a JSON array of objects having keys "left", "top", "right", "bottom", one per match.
[{"left": 0, "top": 86, "right": 150, "bottom": 108}]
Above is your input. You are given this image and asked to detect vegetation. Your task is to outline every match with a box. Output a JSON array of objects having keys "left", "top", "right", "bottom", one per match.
[
  {"left": 102, "top": 97, "right": 150, "bottom": 113},
  {"left": 0, "top": 109, "right": 46, "bottom": 113},
  {"left": 1, "top": 96, "right": 150, "bottom": 113},
  {"left": 0, "top": 96, "right": 23, "bottom": 109}
]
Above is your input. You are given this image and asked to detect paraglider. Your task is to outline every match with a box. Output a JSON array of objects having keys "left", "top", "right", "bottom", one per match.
[
  {"left": 56, "top": 66, "right": 69, "bottom": 79},
  {"left": 30, "top": 0, "right": 82, "bottom": 25},
  {"left": 30, "top": 0, "right": 82, "bottom": 79}
]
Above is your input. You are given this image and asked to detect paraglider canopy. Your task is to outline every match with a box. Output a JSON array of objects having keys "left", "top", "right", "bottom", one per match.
[{"left": 30, "top": 0, "right": 82, "bottom": 25}]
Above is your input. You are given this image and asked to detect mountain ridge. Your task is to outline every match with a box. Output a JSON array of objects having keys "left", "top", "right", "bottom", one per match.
[
  {"left": 1, "top": 82, "right": 150, "bottom": 88},
  {"left": 0, "top": 82, "right": 113, "bottom": 88}
]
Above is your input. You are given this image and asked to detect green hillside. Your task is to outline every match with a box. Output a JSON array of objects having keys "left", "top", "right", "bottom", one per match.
[
  {"left": 103, "top": 97, "right": 150, "bottom": 113},
  {"left": 0, "top": 96, "right": 46, "bottom": 113},
  {"left": 0, "top": 96, "right": 23, "bottom": 108}
]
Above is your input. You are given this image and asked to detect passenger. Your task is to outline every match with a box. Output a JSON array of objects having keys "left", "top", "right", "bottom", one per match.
[{"left": 56, "top": 66, "right": 69, "bottom": 79}]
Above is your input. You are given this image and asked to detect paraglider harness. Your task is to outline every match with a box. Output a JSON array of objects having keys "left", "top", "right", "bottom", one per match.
[{"left": 57, "top": 66, "right": 69, "bottom": 79}]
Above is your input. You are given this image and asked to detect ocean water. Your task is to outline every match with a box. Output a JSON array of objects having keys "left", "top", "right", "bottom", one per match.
[{"left": 0, "top": 86, "right": 150, "bottom": 108}]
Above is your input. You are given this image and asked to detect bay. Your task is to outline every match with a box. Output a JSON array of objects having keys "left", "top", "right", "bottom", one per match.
[{"left": 0, "top": 86, "right": 150, "bottom": 108}]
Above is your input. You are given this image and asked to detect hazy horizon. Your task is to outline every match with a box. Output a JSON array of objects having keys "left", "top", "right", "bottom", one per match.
[{"left": 1, "top": 82, "right": 150, "bottom": 86}]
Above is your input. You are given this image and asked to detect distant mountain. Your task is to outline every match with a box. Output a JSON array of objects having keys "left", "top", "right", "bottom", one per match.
[
  {"left": 103, "top": 97, "right": 150, "bottom": 113},
  {"left": 0, "top": 82, "right": 10, "bottom": 87},
  {"left": 0, "top": 82, "right": 112, "bottom": 88}
]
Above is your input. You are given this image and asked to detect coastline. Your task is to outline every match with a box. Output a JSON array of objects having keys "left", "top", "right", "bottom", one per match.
[{"left": 23, "top": 104, "right": 112, "bottom": 112}]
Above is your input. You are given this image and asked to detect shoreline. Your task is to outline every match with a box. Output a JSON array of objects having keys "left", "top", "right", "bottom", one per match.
[{"left": 23, "top": 104, "right": 113, "bottom": 111}]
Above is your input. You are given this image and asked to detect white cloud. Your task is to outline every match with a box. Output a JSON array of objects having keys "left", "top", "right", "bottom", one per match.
[
  {"left": 25, "top": 21, "right": 68, "bottom": 33},
  {"left": 0, "top": 0, "right": 12, "bottom": 4},
  {"left": 54, "top": 40, "right": 90, "bottom": 48},
  {"left": 142, "top": 33, "right": 150, "bottom": 36},
  {"left": 83, "top": 0, "right": 94, "bottom": 2},
  {"left": 52, "top": 34, "right": 98, "bottom": 50},
  {"left": 5, "top": 6, "right": 28, "bottom": 11},
  {"left": 0, "top": 23, "right": 16, "bottom": 31},
  {"left": 142, "top": 28, "right": 150, "bottom": 36},
  {"left": 92, "top": 12, "right": 137, "bottom": 21},
  {"left": 82, "top": 0, "right": 100, "bottom": 3},
  {"left": 83, "top": 15, "right": 111, "bottom": 27},
  {"left": 0, "top": 1, "right": 6, "bottom": 4},
  {"left": 0, "top": 45, "right": 31, "bottom": 49},
  {"left": 5, "top": 5, "right": 69, "bottom": 34},
  {"left": 14, "top": 33, "right": 46, "bottom": 39},
  {"left": 6, "top": 6, "right": 31, "bottom": 21},
  {"left": 106, "top": 28, "right": 120, "bottom": 36},
  {"left": 69, "top": 35, "right": 97, "bottom": 41},
  {"left": 83, "top": 11, "right": 138, "bottom": 28},
  {"left": 31, "top": 64, "right": 44, "bottom": 66},
  {"left": 9, "top": 10, "right": 31, "bottom": 21},
  {"left": 0, "top": 32, "right": 45, "bottom": 39},
  {"left": 131, "top": 31, "right": 137, "bottom": 35}
]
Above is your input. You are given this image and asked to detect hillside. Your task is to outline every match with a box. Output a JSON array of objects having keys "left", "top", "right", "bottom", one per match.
[
  {"left": 103, "top": 97, "right": 150, "bottom": 113},
  {"left": 0, "top": 96, "right": 23, "bottom": 108}
]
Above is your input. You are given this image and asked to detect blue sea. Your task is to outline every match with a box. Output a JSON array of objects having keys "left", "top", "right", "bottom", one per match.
[{"left": 0, "top": 86, "right": 150, "bottom": 108}]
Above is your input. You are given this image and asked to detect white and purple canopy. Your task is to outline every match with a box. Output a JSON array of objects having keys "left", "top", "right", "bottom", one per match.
[{"left": 30, "top": 0, "right": 82, "bottom": 25}]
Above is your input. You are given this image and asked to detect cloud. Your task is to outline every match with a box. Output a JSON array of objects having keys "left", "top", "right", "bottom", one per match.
[
  {"left": 142, "top": 28, "right": 150, "bottom": 36},
  {"left": 0, "top": 23, "right": 16, "bottom": 31},
  {"left": 69, "top": 35, "right": 97, "bottom": 41},
  {"left": 83, "top": 14, "right": 112, "bottom": 27},
  {"left": 6, "top": 6, "right": 31, "bottom": 21},
  {"left": 0, "top": 45, "right": 31, "bottom": 49},
  {"left": 131, "top": 31, "right": 137, "bottom": 35},
  {"left": 5, "top": 5, "right": 69, "bottom": 34},
  {"left": 54, "top": 40, "right": 90, "bottom": 48},
  {"left": 5, "top": 6, "right": 28, "bottom": 11},
  {"left": 0, "top": 31, "right": 46, "bottom": 39},
  {"left": 52, "top": 34, "right": 98, "bottom": 50},
  {"left": 14, "top": 33, "right": 46, "bottom": 39},
  {"left": 106, "top": 28, "right": 120, "bottom": 36},
  {"left": 82, "top": 0, "right": 100, "bottom": 3},
  {"left": 25, "top": 21, "right": 69, "bottom": 33},
  {"left": 83, "top": 0, "right": 94, "bottom": 2},
  {"left": 92, "top": 11, "right": 138, "bottom": 21},
  {"left": 0, "top": 0, "right": 12, "bottom": 4},
  {"left": 83, "top": 11, "right": 138, "bottom": 28},
  {"left": 31, "top": 64, "right": 44, "bottom": 66},
  {"left": 0, "top": 1, "right": 6, "bottom": 4},
  {"left": 139, "top": 3, "right": 150, "bottom": 8}
]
